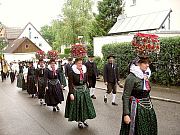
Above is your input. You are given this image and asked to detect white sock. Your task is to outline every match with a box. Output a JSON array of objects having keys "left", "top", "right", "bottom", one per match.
[
  {"left": 104, "top": 93, "right": 108, "bottom": 98},
  {"left": 90, "top": 88, "right": 93, "bottom": 96},
  {"left": 112, "top": 94, "right": 116, "bottom": 103},
  {"left": 91, "top": 88, "right": 95, "bottom": 95}
]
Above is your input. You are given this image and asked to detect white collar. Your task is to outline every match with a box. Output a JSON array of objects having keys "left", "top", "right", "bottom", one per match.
[
  {"left": 72, "top": 65, "right": 87, "bottom": 74},
  {"left": 130, "top": 64, "right": 151, "bottom": 79},
  {"left": 38, "top": 64, "right": 45, "bottom": 69},
  {"left": 48, "top": 65, "right": 58, "bottom": 71}
]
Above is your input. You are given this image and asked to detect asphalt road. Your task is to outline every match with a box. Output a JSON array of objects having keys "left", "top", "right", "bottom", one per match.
[{"left": 0, "top": 80, "right": 179, "bottom": 135}]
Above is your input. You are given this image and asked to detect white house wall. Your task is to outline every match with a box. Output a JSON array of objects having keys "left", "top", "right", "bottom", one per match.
[
  {"left": 93, "top": 35, "right": 134, "bottom": 57},
  {"left": 123, "top": 0, "right": 180, "bottom": 30},
  {"left": 4, "top": 53, "right": 36, "bottom": 63},
  {"left": 18, "top": 23, "right": 52, "bottom": 53}
]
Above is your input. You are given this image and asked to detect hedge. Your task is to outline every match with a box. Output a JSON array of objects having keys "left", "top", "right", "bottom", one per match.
[
  {"left": 64, "top": 48, "right": 71, "bottom": 55},
  {"left": 101, "top": 36, "right": 180, "bottom": 86}
]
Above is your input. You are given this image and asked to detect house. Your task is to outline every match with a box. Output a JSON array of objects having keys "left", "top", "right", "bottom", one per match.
[
  {"left": 94, "top": 0, "right": 180, "bottom": 57},
  {"left": 18, "top": 22, "right": 52, "bottom": 53},
  {"left": 3, "top": 22, "right": 52, "bottom": 62},
  {"left": 0, "top": 25, "right": 23, "bottom": 45},
  {"left": 4, "top": 37, "right": 41, "bottom": 61}
]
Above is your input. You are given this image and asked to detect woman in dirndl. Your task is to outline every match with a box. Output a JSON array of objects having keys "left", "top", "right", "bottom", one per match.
[
  {"left": 27, "top": 61, "right": 37, "bottom": 98},
  {"left": 120, "top": 33, "right": 159, "bottom": 135},
  {"left": 44, "top": 51, "right": 64, "bottom": 112},
  {"left": 17, "top": 62, "right": 25, "bottom": 88},
  {"left": 65, "top": 58, "right": 96, "bottom": 128}
]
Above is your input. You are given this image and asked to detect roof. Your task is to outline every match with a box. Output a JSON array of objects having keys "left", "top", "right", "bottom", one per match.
[
  {"left": 108, "top": 9, "right": 172, "bottom": 35},
  {"left": 5, "top": 27, "right": 23, "bottom": 39},
  {"left": 4, "top": 37, "right": 40, "bottom": 53}
]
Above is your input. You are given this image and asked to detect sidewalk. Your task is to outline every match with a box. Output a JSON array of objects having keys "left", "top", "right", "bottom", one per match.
[{"left": 96, "top": 81, "right": 180, "bottom": 104}]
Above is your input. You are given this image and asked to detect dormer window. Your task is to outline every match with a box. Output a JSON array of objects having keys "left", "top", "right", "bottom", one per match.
[{"left": 25, "top": 44, "right": 29, "bottom": 49}]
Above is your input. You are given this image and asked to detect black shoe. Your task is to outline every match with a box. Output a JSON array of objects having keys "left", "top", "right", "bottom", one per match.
[
  {"left": 78, "top": 122, "right": 84, "bottom": 129},
  {"left": 104, "top": 96, "right": 107, "bottom": 103},
  {"left": 112, "top": 102, "right": 118, "bottom": 106},
  {"left": 53, "top": 107, "right": 56, "bottom": 112},
  {"left": 56, "top": 106, "right": 60, "bottom": 111},
  {"left": 32, "top": 94, "right": 34, "bottom": 98},
  {"left": 83, "top": 121, "right": 88, "bottom": 127},
  {"left": 91, "top": 95, "right": 96, "bottom": 99}
]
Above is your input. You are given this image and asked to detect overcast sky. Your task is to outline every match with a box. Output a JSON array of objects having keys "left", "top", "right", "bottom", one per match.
[{"left": 0, "top": 0, "right": 100, "bottom": 30}]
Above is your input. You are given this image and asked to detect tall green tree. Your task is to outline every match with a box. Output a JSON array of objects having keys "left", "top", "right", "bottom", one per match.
[{"left": 94, "top": 0, "right": 123, "bottom": 36}]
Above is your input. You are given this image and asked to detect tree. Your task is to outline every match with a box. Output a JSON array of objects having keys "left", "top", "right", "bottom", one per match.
[{"left": 94, "top": 0, "right": 123, "bottom": 36}]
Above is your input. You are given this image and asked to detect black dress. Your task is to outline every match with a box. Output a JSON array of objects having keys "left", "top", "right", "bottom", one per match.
[
  {"left": 36, "top": 68, "right": 46, "bottom": 99},
  {"left": 45, "top": 68, "right": 64, "bottom": 106},
  {"left": 27, "top": 67, "right": 37, "bottom": 95}
]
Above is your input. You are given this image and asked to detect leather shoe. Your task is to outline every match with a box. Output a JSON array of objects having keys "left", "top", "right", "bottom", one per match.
[
  {"left": 91, "top": 95, "right": 96, "bottom": 99},
  {"left": 104, "top": 96, "right": 107, "bottom": 103},
  {"left": 112, "top": 102, "right": 118, "bottom": 106}
]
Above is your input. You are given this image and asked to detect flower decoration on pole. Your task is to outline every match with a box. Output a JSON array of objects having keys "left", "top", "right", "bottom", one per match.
[
  {"left": 47, "top": 50, "right": 58, "bottom": 60},
  {"left": 71, "top": 43, "right": 87, "bottom": 58},
  {"left": 131, "top": 33, "right": 160, "bottom": 56},
  {"left": 35, "top": 50, "right": 45, "bottom": 60}
]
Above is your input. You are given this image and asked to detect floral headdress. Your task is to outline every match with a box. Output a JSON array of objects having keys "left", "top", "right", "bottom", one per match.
[
  {"left": 35, "top": 50, "right": 45, "bottom": 61},
  {"left": 131, "top": 33, "right": 160, "bottom": 56},
  {"left": 47, "top": 50, "right": 58, "bottom": 60},
  {"left": 71, "top": 43, "right": 87, "bottom": 58}
]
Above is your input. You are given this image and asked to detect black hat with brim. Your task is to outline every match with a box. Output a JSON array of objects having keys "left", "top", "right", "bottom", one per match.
[{"left": 107, "top": 54, "right": 115, "bottom": 59}]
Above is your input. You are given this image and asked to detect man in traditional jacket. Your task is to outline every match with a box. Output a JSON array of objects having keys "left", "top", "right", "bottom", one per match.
[
  {"left": 85, "top": 55, "right": 98, "bottom": 99},
  {"left": 103, "top": 54, "right": 120, "bottom": 106},
  {"left": 64, "top": 57, "right": 73, "bottom": 79}
]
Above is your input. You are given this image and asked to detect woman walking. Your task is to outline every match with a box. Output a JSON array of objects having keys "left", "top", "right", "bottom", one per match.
[
  {"left": 44, "top": 50, "right": 64, "bottom": 112},
  {"left": 65, "top": 58, "right": 96, "bottom": 128}
]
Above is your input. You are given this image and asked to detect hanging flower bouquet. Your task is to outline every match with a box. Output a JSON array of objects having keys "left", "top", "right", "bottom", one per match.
[
  {"left": 131, "top": 33, "right": 160, "bottom": 56},
  {"left": 35, "top": 50, "right": 45, "bottom": 60},
  {"left": 47, "top": 50, "right": 58, "bottom": 60},
  {"left": 71, "top": 43, "right": 87, "bottom": 58}
]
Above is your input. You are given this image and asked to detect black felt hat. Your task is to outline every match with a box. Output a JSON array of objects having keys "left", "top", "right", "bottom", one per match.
[{"left": 107, "top": 54, "right": 115, "bottom": 59}]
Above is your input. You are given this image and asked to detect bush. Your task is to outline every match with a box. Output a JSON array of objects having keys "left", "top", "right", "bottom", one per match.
[
  {"left": 94, "top": 56, "right": 105, "bottom": 75},
  {"left": 59, "top": 54, "right": 70, "bottom": 59},
  {"left": 101, "top": 36, "right": 180, "bottom": 86},
  {"left": 64, "top": 48, "right": 71, "bottom": 54}
]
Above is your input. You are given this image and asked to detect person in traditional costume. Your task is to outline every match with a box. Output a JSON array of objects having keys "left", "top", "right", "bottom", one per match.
[
  {"left": 57, "top": 59, "right": 67, "bottom": 89},
  {"left": 64, "top": 57, "right": 73, "bottom": 79},
  {"left": 35, "top": 51, "right": 46, "bottom": 105},
  {"left": 65, "top": 43, "right": 96, "bottom": 129},
  {"left": 9, "top": 62, "right": 16, "bottom": 83},
  {"left": 120, "top": 33, "right": 159, "bottom": 135},
  {"left": 44, "top": 50, "right": 64, "bottom": 112},
  {"left": 103, "top": 54, "right": 120, "bottom": 106},
  {"left": 27, "top": 61, "right": 37, "bottom": 98},
  {"left": 85, "top": 54, "right": 98, "bottom": 99},
  {"left": 17, "top": 62, "right": 25, "bottom": 88}
]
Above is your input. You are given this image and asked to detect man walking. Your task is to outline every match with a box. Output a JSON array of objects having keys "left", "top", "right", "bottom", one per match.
[
  {"left": 85, "top": 55, "right": 98, "bottom": 99},
  {"left": 103, "top": 54, "right": 120, "bottom": 106}
]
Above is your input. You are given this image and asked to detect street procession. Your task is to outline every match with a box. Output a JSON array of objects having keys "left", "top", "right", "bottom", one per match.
[{"left": 0, "top": 0, "right": 180, "bottom": 135}]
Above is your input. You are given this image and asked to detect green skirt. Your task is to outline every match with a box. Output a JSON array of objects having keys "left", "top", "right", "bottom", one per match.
[
  {"left": 65, "top": 85, "right": 96, "bottom": 122},
  {"left": 17, "top": 73, "right": 23, "bottom": 88},
  {"left": 120, "top": 103, "right": 157, "bottom": 135},
  {"left": 60, "top": 72, "right": 67, "bottom": 87}
]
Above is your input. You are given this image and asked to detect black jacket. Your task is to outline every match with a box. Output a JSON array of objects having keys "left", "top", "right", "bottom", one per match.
[
  {"left": 64, "top": 63, "right": 73, "bottom": 77},
  {"left": 85, "top": 61, "right": 98, "bottom": 77},
  {"left": 103, "top": 63, "right": 119, "bottom": 83}
]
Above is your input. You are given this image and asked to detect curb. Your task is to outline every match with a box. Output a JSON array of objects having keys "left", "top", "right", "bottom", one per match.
[{"left": 96, "top": 87, "right": 180, "bottom": 104}]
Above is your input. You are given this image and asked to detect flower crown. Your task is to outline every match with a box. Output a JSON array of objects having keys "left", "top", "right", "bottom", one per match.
[
  {"left": 47, "top": 50, "right": 58, "bottom": 60},
  {"left": 131, "top": 33, "right": 160, "bottom": 56},
  {"left": 35, "top": 51, "right": 45, "bottom": 60},
  {"left": 71, "top": 43, "right": 87, "bottom": 58}
]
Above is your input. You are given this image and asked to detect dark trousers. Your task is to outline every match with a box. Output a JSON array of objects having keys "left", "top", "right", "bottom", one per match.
[
  {"left": 10, "top": 72, "right": 15, "bottom": 83},
  {"left": 107, "top": 82, "right": 117, "bottom": 94},
  {"left": 87, "top": 75, "right": 96, "bottom": 88}
]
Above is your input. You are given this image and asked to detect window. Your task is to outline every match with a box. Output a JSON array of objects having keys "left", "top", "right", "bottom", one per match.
[
  {"left": 25, "top": 44, "right": 29, "bottom": 49},
  {"left": 39, "top": 43, "right": 42, "bottom": 47}
]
